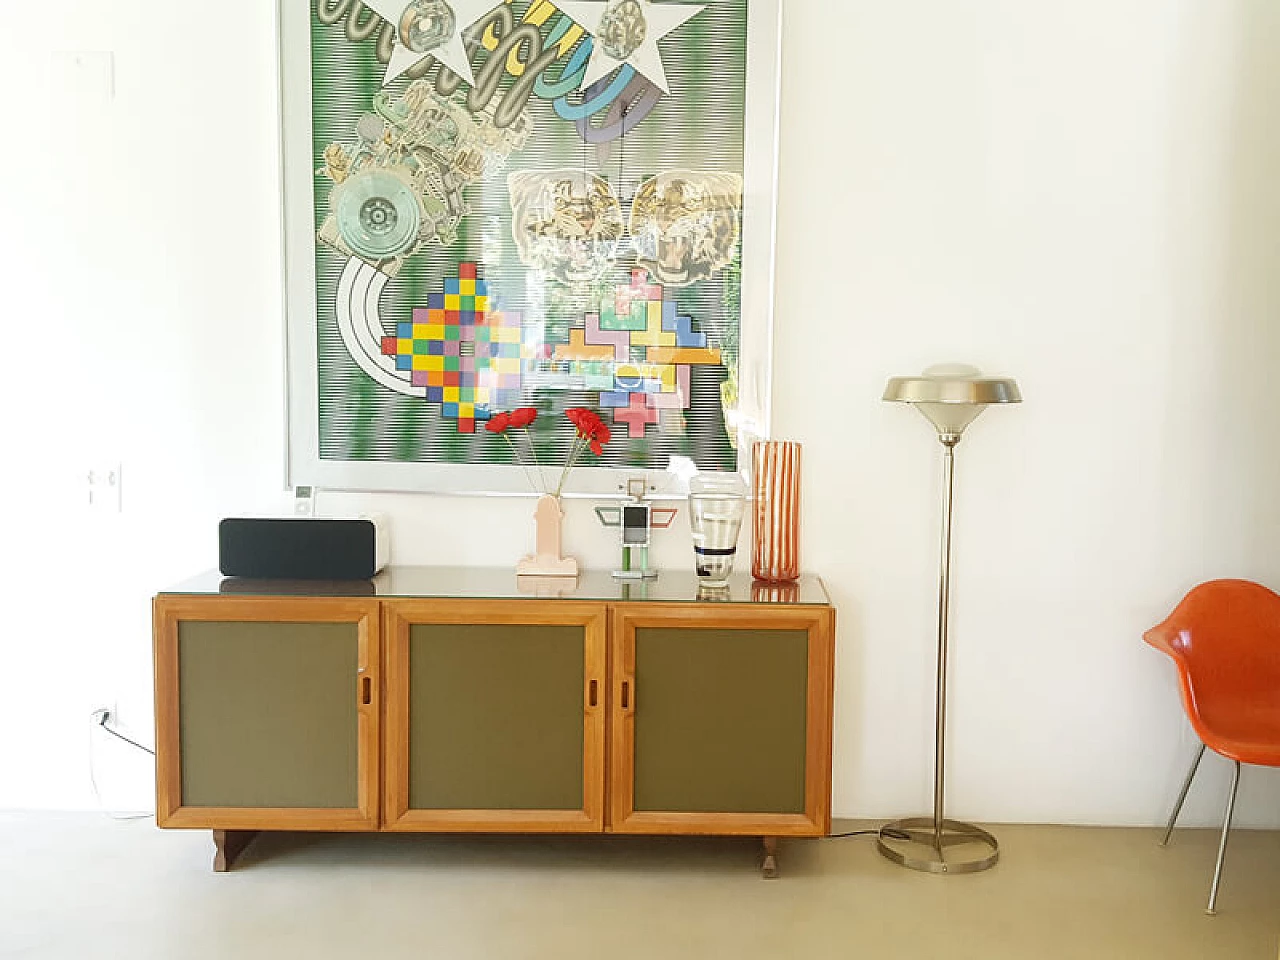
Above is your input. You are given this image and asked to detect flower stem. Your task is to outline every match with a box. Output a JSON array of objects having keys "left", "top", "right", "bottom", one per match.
[
  {"left": 555, "top": 434, "right": 586, "bottom": 499},
  {"left": 504, "top": 433, "right": 540, "bottom": 494},
  {"left": 523, "top": 427, "right": 543, "bottom": 492}
]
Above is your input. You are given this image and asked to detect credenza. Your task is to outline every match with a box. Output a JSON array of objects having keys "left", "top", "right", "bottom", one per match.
[{"left": 153, "top": 567, "right": 835, "bottom": 877}]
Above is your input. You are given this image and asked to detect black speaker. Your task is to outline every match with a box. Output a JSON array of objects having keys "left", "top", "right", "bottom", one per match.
[{"left": 218, "top": 517, "right": 388, "bottom": 580}]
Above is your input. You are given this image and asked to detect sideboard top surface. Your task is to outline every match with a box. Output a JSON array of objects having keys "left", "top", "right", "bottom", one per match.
[{"left": 160, "top": 567, "right": 831, "bottom": 606}]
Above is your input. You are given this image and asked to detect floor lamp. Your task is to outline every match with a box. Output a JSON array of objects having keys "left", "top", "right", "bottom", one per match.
[{"left": 878, "top": 364, "right": 1021, "bottom": 874}]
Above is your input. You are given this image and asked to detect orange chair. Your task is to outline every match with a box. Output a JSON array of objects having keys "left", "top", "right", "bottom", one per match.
[{"left": 1144, "top": 579, "right": 1280, "bottom": 914}]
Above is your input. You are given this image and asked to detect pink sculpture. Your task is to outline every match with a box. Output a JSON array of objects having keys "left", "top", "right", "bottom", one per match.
[{"left": 516, "top": 494, "right": 579, "bottom": 577}]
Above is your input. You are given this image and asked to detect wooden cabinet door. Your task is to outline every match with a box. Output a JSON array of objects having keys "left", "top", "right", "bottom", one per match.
[
  {"left": 153, "top": 596, "right": 381, "bottom": 831},
  {"left": 609, "top": 604, "right": 834, "bottom": 836},
  {"left": 383, "top": 600, "right": 607, "bottom": 832}
]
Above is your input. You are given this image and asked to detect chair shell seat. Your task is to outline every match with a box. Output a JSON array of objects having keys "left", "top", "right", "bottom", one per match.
[{"left": 1145, "top": 578, "right": 1280, "bottom": 770}]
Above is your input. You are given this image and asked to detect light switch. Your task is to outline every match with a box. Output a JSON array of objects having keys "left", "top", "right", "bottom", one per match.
[
  {"left": 50, "top": 51, "right": 115, "bottom": 105},
  {"left": 87, "top": 462, "right": 123, "bottom": 513}
]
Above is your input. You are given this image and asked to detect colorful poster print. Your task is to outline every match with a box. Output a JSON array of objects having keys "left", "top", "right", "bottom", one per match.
[{"left": 284, "top": 0, "right": 777, "bottom": 493}]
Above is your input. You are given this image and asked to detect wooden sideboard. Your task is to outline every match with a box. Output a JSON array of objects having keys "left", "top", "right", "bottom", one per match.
[{"left": 153, "top": 567, "right": 835, "bottom": 877}]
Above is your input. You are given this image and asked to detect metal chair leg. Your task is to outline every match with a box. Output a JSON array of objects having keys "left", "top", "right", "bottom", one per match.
[
  {"left": 1206, "top": 760, "right": 1241, "bottom": 916},
  {"left": 1161, "top": 742, "right": 1206, "bottom": 846}
]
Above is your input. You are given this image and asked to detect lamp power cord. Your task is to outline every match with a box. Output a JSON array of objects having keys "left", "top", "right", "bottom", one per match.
[{"left": 830, "top": 827, "right": 912, "bottom": 841}]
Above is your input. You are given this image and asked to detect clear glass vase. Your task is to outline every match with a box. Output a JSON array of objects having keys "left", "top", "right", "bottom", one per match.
[{"left": 688, "top": 473, "right": 746, "bottom": 587}]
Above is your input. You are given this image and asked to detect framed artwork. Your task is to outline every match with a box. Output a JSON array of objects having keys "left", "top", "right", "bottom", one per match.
[{"left": 280, "top": 0, "right": 780, "bottom": 495}]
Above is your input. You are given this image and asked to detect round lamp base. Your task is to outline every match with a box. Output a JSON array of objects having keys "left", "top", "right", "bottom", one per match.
[{"left": 877, "top": 817, "right": 999, "bottom": 874}]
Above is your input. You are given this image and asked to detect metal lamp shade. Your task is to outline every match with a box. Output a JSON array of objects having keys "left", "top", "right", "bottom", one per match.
[{"left": 883, "top": 369, "right": 1021, "bottom": 438}]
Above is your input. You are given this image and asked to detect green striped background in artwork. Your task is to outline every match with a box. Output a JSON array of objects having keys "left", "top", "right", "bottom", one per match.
[{"left": 310, "top": 0, "right": 749, "bottom": 470}]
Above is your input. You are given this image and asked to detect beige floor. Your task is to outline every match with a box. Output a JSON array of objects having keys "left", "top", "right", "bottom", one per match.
[{"left": 1, "top": 814, "right": 1277, "bottom": 960}]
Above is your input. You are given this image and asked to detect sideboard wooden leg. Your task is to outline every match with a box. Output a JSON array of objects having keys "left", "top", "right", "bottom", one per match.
[
  {"left": 761, "top": 836, "right": 779, "bottom": 879},
  {"left": 213, "top": 830, "right": 259, "bottom": 872}
]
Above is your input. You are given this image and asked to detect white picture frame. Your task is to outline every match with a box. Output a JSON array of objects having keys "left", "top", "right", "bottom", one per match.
[{"left": 278, "top": 0, "right": 780, "bottom": 496}]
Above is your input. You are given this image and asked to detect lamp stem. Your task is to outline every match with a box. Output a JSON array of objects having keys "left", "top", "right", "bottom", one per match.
[
  {"left": 933, "top": 434, "right": 959, "bottom": 848},
  {"left": 875, "top": 425, "right": 998, "bottom": 873}
]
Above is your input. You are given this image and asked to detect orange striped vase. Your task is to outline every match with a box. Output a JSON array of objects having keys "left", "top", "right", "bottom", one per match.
[
  {"left": 751, "top": 440, "right": 801, "bottom": 581},
  {"left": 751, "top": 579, "right": 802, "bottom": 603}
]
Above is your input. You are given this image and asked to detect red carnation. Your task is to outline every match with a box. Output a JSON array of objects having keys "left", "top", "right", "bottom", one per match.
[
  {"left": 568, "top": 408, "right": 603, "bottom": 439},
  {"left": 508, "top": 407, "right": 537, "bottom": 428},
  {"left": 487, "top": 405, "right": 612, "bottom": 497}
]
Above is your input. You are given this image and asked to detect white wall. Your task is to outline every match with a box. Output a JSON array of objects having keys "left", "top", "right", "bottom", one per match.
[{"left": 2, "top": 0, "right": 1278, "bottom": 827}]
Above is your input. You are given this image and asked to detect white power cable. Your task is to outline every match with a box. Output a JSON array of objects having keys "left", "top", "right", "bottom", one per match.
[{"left": 88, "top": 710, "right": 153, "bottom": 821}]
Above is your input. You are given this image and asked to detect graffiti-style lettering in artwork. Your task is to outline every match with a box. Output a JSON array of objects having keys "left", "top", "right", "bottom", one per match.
[{"left": 308, "top": 0, "right": 754, "bottom": 474}]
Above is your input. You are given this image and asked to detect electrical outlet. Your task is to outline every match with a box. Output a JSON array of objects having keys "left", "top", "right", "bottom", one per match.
[{"left": 91, "top": 703, "right": 116, "bottom": 728}]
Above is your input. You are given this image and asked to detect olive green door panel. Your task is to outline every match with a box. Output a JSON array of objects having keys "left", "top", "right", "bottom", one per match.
[
  {"left": 633, "top": 627, "right": 808, "bottom": 814},
  {"left": 178, "top": 621, "right": 359, "bottom": 809},
  {"left": 409, "top": 624, "right": 585, "bottom": 810}
]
